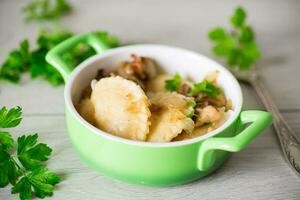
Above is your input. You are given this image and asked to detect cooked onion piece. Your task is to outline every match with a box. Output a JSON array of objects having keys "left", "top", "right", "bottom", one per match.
[
  {"left": 91, "top": 76, "right": 151, "bottom": 141},
  {"left": 149, "top": 92, "right": 190, "bottom": 113},
  {"left": 147, "top": 107, "right": 194, "bottom": 142},
  {"left": 204, "top": 70, "right": 219, "bottom": 83}
]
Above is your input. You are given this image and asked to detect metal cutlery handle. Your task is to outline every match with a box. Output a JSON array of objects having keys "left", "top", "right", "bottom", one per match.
[{"left": 251, "top": 79, "right": 300, "bottom": 175}]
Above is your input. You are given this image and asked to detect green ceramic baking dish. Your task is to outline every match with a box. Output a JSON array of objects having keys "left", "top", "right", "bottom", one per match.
[{"left": 46, "top": 33, "right": 272, "bottom": 186}]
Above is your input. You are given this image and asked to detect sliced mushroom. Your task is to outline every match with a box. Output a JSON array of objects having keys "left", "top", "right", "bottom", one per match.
[
  {"left": 141, "top": 56, "right": 157, "bottom": 79},
  {"left": 178, "top": 83, "right": 192, "bottom": 95},
  {"left": 117, "top": 54, "right": 158, "bottom": 89}
]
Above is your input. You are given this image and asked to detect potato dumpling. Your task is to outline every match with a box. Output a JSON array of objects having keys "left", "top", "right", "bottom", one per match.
[
  {"left": 91, "top": 76, "right": 151, "bottom": 141},
  {"left": 147, "top": 92, "right": 194, "bottom": 142},
  {"left": 147, "top": 107, "right": 194, "bottom": 142},
  {"left": 76, "top": 98, "right": 95, "bottom": 125}
]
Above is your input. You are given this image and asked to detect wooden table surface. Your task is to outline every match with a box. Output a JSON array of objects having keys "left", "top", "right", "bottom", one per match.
[{"left": 1, "top": 0, "right": 300, "bottom": 199}]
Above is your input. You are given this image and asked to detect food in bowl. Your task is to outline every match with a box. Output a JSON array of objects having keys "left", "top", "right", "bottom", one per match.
[
  {"left": 76, "top": 54, "right": 232, "bottom": 142},
  {"left": 46, "top": 36, "right": 272, "bottom": 186}
]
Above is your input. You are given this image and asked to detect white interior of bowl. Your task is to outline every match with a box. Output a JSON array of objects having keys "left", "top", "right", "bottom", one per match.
[{"left": 65, "top": 44, "right": 243, "bottom": 147}]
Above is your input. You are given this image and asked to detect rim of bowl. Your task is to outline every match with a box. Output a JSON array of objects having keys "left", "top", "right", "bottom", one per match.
[{"left": 65, "top": 44, "right": 243, "bottom": 147}]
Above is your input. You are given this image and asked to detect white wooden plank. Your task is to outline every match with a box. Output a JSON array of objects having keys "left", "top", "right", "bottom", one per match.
[
  {"left": 0, "top": 114, "right": 299, "bottom": 200},
  {"left": 0, "top": 75, "right": 65, "bottom": 114}
]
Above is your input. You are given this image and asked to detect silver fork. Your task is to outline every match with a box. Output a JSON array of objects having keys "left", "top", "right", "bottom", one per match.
[{"left": 231, "top": 67, "right": 300, "bottom": 176}]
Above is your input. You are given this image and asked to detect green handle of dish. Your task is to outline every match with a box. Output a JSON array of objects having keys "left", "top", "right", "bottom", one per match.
[
  {"left": 198, "top": 110, "right": 272, "bottom": 171},
  {"left": 45, "top": 33, "right": 110, "bottom": 81}
]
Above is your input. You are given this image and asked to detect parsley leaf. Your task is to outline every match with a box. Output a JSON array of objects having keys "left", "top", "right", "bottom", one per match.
[
  {"left": 12, "top": 168, "right": 60, "bottom": 199},
  {"left": 240, "top": 26, "right": 254, "bottom": 42},
  {"left": 165, "top": 73, "right": 182, "bottom": 92},
  {"left": 23, "top": 0, "right": 72, "bottom": 21},
  {"left": 0, "top": 106, "right": 61, "bottom": 199},
  {"left": 0, "top": 106, "right": 22, "bottom": 128},
  {"left": 0, "top": 40, "right": 30, "bottom": 83},
  {"left": 17, "top": 134, "right": 52, "bottom": 170},
  {"left": 0, "top": 132, "right": 14, "bottom": 150},
  {"left": 0, "top": 149, "right": 19, "bottom": 187},
  {"left": 208, "top": 6, "right": 260, "bottom": 70},
  {"left": 190, "top": 80, "right": 221, "bottom": 97},
  {"left": 230, "top": 7, "right": 246, "bottom": 28},
  {"left": 208, "top": 27, "right": 227, "bottom": 41},
  {"left": 11, "top": 176, "right": 33, "bottom": 200},
  {"left": 27, "top": 167, "right": 60, "bottom": 198}
]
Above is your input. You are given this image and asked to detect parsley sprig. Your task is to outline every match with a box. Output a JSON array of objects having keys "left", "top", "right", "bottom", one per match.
[
  {"left": 0, "top": 106, "right": 60, "bottom": 200},
  {"left": 0, "top": 30, "right": 120, "bottom": 86},
  {"left": 189, "top": 80, "right": 221, "bottom": 97},
  {"left": 208, "top": 6, "right": 260, "bottom": 70},
  {"left": 165, "top": 73, "right": 221, "bottom": 97},
  {"left": 23, "top": 0, "right": 72, "bottom": 21}
]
